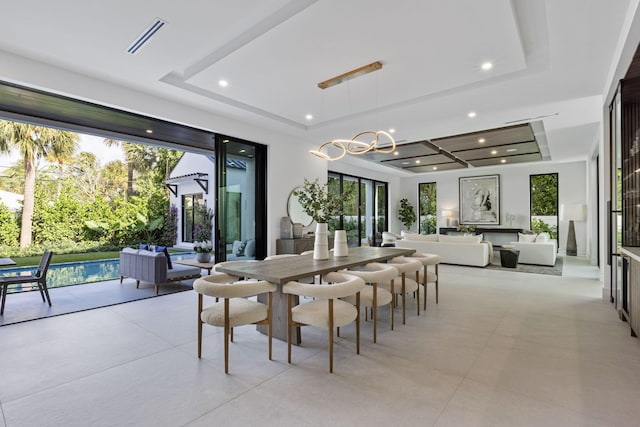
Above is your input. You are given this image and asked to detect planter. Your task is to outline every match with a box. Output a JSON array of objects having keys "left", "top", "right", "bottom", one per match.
[
  {"left": 313, "top": 223, "right": 329, "bottom": 260},
  {"left": 196, "top": 252, "right": 212, "bottom": 263}
]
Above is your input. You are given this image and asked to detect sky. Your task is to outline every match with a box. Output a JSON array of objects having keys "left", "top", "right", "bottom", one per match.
[{"left": 0, "top": 132, "right": 125, "bottom": 174}]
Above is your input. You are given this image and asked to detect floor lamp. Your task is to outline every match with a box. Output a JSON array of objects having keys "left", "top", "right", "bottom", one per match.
[{"left": 560, "top": 204, "right": 586, "bottom": 256}]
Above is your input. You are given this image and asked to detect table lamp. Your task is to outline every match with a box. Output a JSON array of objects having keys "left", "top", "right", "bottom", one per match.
[
  {"left": 560, "top": 204, "right": 586, "bottom": 256},
  {"left": 442, "top": 209, "right": 453, "bottom": 227}
]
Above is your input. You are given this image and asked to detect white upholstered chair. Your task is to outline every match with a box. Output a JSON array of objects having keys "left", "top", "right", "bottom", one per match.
[
  {"left": 194, "top": 275, "right": 277, "bottom": 373},
  {"left": 343, "top": 263, "right": 398, "bottom": 343},
  {"left": 407, "top": 252, "right": 441, "bottom": 308},
  {"left": 384, "top": 256, "right": 423, "bottom": 324},
  {"left": 283, "top": 272, "right": 365, "bottom": 373}
]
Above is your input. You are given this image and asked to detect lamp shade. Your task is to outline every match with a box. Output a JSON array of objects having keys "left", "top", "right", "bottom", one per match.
[
  {"left": 560, "top": 204, "right": 586, "bottom": 221},
  {"left": 441, "top": 209, "right": 453, "bottom": 218}
]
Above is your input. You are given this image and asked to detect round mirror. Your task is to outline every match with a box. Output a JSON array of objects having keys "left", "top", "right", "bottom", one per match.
[{"left": 287, "top": 187, "right": 313, "bottom": 227}]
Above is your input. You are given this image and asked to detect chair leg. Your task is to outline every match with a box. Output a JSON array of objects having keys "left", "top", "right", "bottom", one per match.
[
  {"left": 287, "top": 294, "right": 293, "bottom": 364},
  {"left": 41, "top": 280, "right": 52, "bottom": 307},
  {"left": 37, "top": 282, "right": 45, "bottom": 302},
  {"left": 356, "top": 292, "right": 360, "bottom": 355},
  {"left": 328, "top": 299, "right": 334, "bottom": 373},
  {"left": 436, "top": 264, "right": 439, "bottom": 304},
  {"left": 416, "top": 273, "right": 420, "bottom": 316},
  {"left": 401, "top": 273, "right": 406, "bottom": 325},
  {"left": 155, "top": 284, "right": 159, "bottom": 295},
  {"left": 423, "top": 266, "right": 428, "bottom": 311},
  {"left": 390, "top": 279, "right": 395, "bottom": 331},
  {"left": 224, "top": 298, "right": 230, "bottom": 374},
  {"left": 0, "top": 284, "right": 6, "bottom": 315},
  {"left": 136, "top": 280, "right": 140, "bottom": 289},
  {"left": 372, "top": 284, "right": 378, "bottom": 343},
  {"left": 197, "top": 294, "right": 203, "bottom": 358},
  {"left": 120, "top": 275, "right": 124, "bottom": 285},
  {"left": 230, "top": 328, "right": 234, "bottom": 342},
  {"left": 268, "top": 292, "right": 273, "bottom": 361}
]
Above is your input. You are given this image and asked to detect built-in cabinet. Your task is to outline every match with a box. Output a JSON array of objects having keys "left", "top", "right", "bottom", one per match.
[{"left": 276, "top": 238, "right": 335, "bottom": 254}]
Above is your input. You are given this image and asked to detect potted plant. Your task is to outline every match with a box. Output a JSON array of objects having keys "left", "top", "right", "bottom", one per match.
[
  {"left": 294, "top": 178, "right": 351, "bottom": 259},
  {"left": 398, "top": 198, "right": 417, "bottom": 231},
  {"left": 192, "top": 206, "right": 214, "bottom": 262}
]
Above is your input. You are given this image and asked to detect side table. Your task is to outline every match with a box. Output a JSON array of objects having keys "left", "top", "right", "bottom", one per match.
[
  {"left": 173, "top": 259, "right": 215, "bottom": 275},
  {"left": 499, "top": 247, "right": 520, "bottom": 268}
]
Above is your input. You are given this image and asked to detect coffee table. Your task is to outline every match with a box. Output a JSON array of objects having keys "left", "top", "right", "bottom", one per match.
[
  {"left": 173, "top": 259, "right": 215, "bottom": 275},
  {"left": 499, "top": 248, "right": 520, "bottom": 268}
]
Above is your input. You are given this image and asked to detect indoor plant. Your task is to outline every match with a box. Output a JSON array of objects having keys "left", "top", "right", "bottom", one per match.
[
  {"left": 294, "top": 178, "right": 351, "bottom": 259},
  {"left": 398, "top": 198, "right": 417, "bottom": 231}
]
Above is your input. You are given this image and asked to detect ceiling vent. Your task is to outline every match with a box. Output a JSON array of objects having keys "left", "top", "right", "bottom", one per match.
[{"left": 126, "top": 18, "right": 166, "bottom": 54}]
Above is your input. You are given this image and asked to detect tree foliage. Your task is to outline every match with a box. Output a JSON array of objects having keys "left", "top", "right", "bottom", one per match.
[
  {"left": 398, "top": 198, "right": 417, "bottom": 230},
  {"left": 530, "top": 174, "right": 558, "bottom": 215}
]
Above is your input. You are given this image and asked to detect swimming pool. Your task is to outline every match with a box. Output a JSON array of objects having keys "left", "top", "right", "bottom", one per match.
[{"left": 0, "top": 252, "right": 197, "bottom": 293}]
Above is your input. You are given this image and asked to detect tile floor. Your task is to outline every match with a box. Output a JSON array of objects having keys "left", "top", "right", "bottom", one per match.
[{"left": 1, "top": 257, "right": 639, "bottom": 427}]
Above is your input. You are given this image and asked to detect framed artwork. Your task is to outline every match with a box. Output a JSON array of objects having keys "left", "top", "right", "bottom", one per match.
[{"left": 459, "top": 175, "right": 500, "bottom": 225}]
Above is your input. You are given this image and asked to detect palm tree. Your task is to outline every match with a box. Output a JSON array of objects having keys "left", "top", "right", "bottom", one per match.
[
  {"left": 46, "top": 136, "right": 78, "bottom": 198},
  {"left": 103, "top": 139, "right": 155, "bottom": 198},
  {"left": 0, "top": 120, "right": 78, "bottom": 248}
]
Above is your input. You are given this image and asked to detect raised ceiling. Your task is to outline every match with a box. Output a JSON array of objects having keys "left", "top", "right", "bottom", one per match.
[{"left": 0, "top": 0, "right": 633, "bottom": 175}]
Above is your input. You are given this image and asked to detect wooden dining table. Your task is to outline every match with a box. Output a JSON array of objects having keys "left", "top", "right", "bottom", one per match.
[{"left": 215, "top": 246, "right": 415, "bottom": 343}]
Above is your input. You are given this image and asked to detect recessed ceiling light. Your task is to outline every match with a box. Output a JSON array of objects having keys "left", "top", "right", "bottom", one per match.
[
  {"left": 402, "top": 161, "right": 410, "bottom": 165},
  {"left": 506, "top": 148, "right": 517, "bottom": 152},
  {"left": 145, "top": 129, "right": 153, "bottom": 134},
  {"left": 433, "top": 166, "right": 438, "bottom": 170},
  {"left": 305, "top": 114, "right": 313, "bottom": 120},
  {"left": 501, "top": 159, "right": 507, "bottom": 163},
  {"left": 481, "top": 61, "right": 493, "bottom": 71},
  {"left": 491, "top": 150, "right": 498, "bottom": 155},
  {"left": 219, "top": 80, "right": 228, "bottom": 87},
  {"left": 389, "top": 128, "right": 396, "bottom": 133},
  {"left": 478, "top": 138, "right": 485, "bottom": 143},
  {"left": 393, "top": 151, "right": 399, "bottom": 156},
  {"left": 415, "top": 160, "right": 421, "bottom": 164},
  {"left": 239, "top": 149, "right": 246, "bottom": 153},
  {"left": 468, "top": 112, "right": 476, "bottom": 118},
  {"left": 223, "top": 139, "right": 230, "bottom": 143}
]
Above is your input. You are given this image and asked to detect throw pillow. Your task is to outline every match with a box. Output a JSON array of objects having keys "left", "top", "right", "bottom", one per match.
[
  {"left": 535, "top": 232, "right": 550, "bottom": 243},
  {"left": 244, "top": 239, "right": 256, "bottom": 257},
  {"left": 154, "top": 245, "right": 172, "bottom": 269},
  {"left": 439, "top": 234, "right": 481, "bottom": 243},
  {"left": 139, "top": 243, "right": 150, "bottom": 250},
  {"left": 235, "top": 240, "right": 248, "bottom": 257},
  {"left": 518, "top": 232, "right": 538, "bottom": 242}
]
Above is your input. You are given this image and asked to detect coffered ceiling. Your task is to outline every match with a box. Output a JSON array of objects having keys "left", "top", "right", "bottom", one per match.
[{"left": 0, "top": 0, "right": 633, "bottom": 175}]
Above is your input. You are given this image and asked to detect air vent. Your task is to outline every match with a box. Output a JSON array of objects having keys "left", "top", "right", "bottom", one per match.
[{"left": 126, "top": 18, "right": 167, "bottom": 55}]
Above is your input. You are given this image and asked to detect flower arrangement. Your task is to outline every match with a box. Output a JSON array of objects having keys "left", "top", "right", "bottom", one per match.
[
  {"left": 457, "top": 224, "right": 476, "bottom": 233},
  {"left": 398, "top": 198, "right": 417, "bottom": 230},
  {"left": 193, "top": 240, "right": 213, "bottom": 253},
  {"left": 293, "top": 178, "right": 351, "bottom": 224}
]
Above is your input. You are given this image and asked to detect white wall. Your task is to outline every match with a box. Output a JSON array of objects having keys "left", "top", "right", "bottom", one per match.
[{"left": 396, "top": 160, "right": 589, "bottom": 256}]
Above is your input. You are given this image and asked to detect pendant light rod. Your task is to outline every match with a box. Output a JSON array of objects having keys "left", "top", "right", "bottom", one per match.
[{"left": 317, "top": 61, "right": 383, "bottom": 89}]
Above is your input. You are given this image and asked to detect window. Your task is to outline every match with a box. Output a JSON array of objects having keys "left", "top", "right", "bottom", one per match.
[
  {"left": 182, "top": 193, "right": 203, "bottom": 243},
  {"left": 328, "top": 172, "right": 388, "bottom": 246},
  {"left": 418, "top": 182, "right": 437, "bottom": 234},
  {"left": 529, "top": 173, "right": 558, "bottom": 239}
]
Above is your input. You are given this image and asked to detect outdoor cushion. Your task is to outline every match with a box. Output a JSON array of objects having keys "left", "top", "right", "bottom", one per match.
[
  {"left": 200, "top": 298, "right": 269, "bottom": 328},
  {"left": 139, "top": 243, "right": 150, "bottom": 250},
  {"left": 154, "top": 245, "right": 172, "bottom": 269}
]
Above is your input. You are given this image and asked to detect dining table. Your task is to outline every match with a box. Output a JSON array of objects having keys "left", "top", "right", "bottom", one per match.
[{"left": 215, "top": 246, "right": 415, "bottom": 344}]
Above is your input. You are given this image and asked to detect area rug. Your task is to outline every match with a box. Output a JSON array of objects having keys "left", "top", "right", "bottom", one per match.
[{"left": 484, "top": 251, "right": 563, "bottom": 276}]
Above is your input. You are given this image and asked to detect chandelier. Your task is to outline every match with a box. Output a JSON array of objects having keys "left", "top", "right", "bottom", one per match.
[{"left": 310, "top": 61, "right": 395, "bottom": 161}]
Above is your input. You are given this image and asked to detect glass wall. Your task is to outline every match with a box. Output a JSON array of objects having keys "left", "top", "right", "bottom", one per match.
[
  {"left": 418, "top": 182, "right": 437, "bottom": 234},
  {"left": 328, "top": 171, "right": 388, "bottom": 246},
  {"left": 181, "top": 193, "right": 203, "bottom": 243},
  {"left": 529, "top": 173, "right": 558, "bottom": 239}
]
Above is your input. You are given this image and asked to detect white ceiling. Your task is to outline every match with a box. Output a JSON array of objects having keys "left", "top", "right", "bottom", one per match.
[{"left": 0, "top": 0, "right": 633, "bottom": 174}]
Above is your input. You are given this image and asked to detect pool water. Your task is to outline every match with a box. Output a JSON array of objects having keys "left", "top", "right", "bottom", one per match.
[{"left": 0, "top": 252, "right": 197, "bottom": 293}]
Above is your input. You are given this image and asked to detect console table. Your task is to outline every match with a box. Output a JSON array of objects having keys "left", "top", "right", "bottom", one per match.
[
  {"left": 276, "top": 237, "right": 334, "bottom": 254},
  {"left": 439, "top": 227, "right": 523, "bottom": 247}
]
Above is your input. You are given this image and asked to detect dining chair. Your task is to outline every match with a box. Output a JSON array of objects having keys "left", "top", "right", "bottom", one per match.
[
  {"left": 384, "top": 256, "right": 422, "bottom": 324},
  {"left": 0, "top": 250, "right": 53, "bottom": 315},
  {"left": 407, "top": 253, "right": 441, "bottom": 309},
  {"left": 194, "top": 275, "right": 277, "bottom": 373},
  {"left": 343, "top": 263, "right": 398, "bottom": 343},
  {"left": 283, "top": 272, "right": 365, "bottom": 373}
]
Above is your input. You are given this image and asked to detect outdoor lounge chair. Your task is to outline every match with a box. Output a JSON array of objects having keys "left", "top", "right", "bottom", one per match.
[{"left": 0, "top": 250, "right": 53, "bottom": 315}]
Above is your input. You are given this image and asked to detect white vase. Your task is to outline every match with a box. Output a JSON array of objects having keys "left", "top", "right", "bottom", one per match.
[
  {"left": 313, "top": 223, "right": 329, "bottom": 260},
  {"left": 333, "top": 230, "right": 348, "bottom": 257}
]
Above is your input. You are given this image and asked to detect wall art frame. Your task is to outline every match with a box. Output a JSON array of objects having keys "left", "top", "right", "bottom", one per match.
[{"left": 459, "top": 174, "right": 500, "bottom": 225}]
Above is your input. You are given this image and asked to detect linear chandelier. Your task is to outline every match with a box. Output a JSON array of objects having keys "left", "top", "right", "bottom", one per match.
[{"left": 311, "top": 61, "right": 395, "bottom": 161}]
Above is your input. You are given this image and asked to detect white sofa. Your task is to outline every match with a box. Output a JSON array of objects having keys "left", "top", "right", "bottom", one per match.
[
  {"left": 395, "top": 233, "right": 491, "bottom": 267},
  {"left": 507, "top": 233, "right": 557, "bottom": 266}
]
